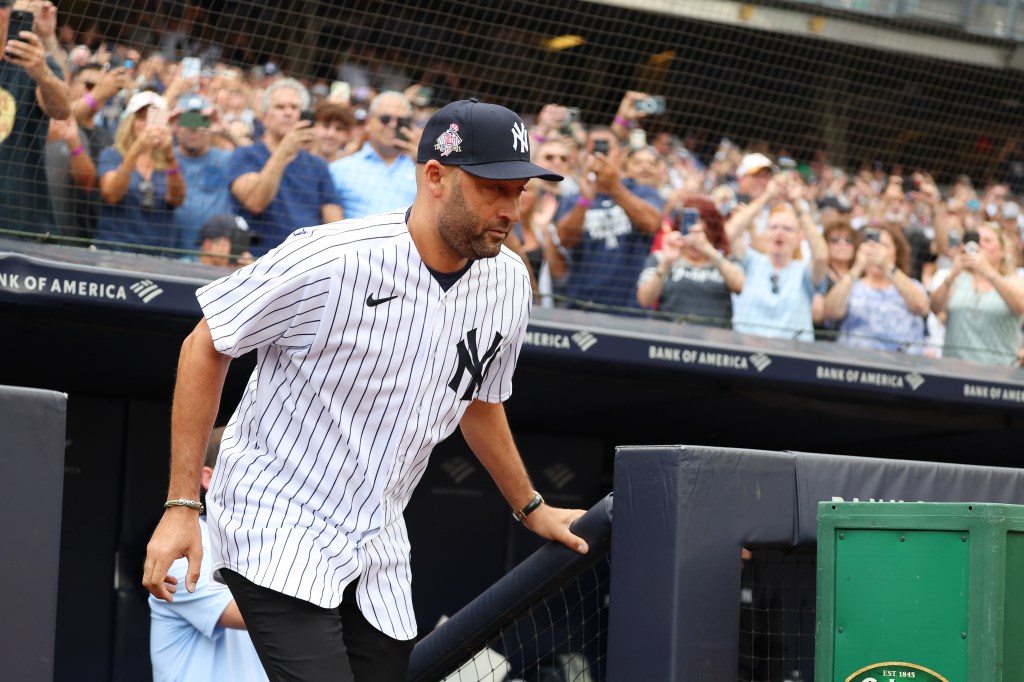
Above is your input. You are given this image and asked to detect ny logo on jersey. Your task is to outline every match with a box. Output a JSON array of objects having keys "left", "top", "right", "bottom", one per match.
[
  {"left": 511, "top": 121, "right": 529, "bottom": 154},
  {"left": 448, "top": 328, "right": 504, "bottom": 400}
]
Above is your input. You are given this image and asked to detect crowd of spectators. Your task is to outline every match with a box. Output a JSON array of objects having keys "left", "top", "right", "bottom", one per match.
[{"left": 4, "top": 2, "right": 1024, "bottom": 366}]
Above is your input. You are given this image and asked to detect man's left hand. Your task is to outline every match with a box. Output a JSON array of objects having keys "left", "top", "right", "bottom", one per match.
[
  {"left": 5, "top": 29, "right": 49, "bottom": 81},
  {"left": 523, "top": 504, "right": 589, "bottom": 554},
  {"left": 33, "top": 2, "right": 58, "bottom": 42}
]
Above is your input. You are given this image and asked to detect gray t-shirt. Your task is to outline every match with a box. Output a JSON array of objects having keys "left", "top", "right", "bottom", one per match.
[{"left": 638, "top": 254, "right": 740, "bottom": 328}]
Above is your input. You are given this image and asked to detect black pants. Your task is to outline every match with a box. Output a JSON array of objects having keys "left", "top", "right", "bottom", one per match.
[{"left": 221, "top": 569, "right": 415, "bottom": 682}]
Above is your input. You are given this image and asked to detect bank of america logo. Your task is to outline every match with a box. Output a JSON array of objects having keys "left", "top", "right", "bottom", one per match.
[
  {"left": 905, "top": 371, "right": 925, "bottom": 391},
  {"left": 130, "top": 279, "right": 164, "bottom": 303},
  {"left": 441, "top": 456, "right": 476, "bottom": 484},
  {"left": 749, "top": 352, "right": 772, "bottom": 372},
  {"left": 571, "top": 330, "right": 597, "bottom": 352},
  {"left": 543, "top": 463, "right": 575, "bottom": 490}
]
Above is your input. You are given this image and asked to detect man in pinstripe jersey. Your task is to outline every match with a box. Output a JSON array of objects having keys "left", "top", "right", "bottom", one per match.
[{"left": 143, "top": 99, "right": 590, "bottom": 682}]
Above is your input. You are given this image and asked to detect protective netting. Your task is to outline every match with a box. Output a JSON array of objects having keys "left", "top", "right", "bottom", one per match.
[
  {"left": 432, "top": 557, "right": 610, "bottom": 682},
  {"left": 740, "top": 547, "right": 817, "bottom": 682},
  {"left": 4, "top": 0, "right": 1024, "bottom": 361}
]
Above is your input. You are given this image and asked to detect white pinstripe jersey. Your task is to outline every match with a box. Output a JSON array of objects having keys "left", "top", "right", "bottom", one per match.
[{"left": 197, "top": 208, "right": 531, "bottom": 640}]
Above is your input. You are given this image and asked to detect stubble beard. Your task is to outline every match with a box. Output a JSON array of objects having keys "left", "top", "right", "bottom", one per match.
[{"left": 437, "top": 175, "right": 510, "bottom": 261}]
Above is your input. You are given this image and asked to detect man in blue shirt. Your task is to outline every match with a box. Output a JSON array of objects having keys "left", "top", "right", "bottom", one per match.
[
  {"left": 172, "top": 95, "right": 233, "bottom": 255},
  {"left": 227, "top": 78, "right": 341, "bottom": 256},
  {"left": 149, "top": 427, "right": 268, "bottom": 682},
  {"left": 328, "top": 90, "right": 418, "bottom": 219},
  {"left": 555, "top": 128, "right": 663, "bottom": 312}
]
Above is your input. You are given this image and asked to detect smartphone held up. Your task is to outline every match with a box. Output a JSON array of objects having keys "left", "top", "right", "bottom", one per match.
[
  {"left": 6, "top": 10, "right": 34, "bottom": 45},
  {"left": 147, "top": 107, "right": 170, "bottom": 129},
  {"left": 672, "top": 207, "right": 700, "bottom": 235}
]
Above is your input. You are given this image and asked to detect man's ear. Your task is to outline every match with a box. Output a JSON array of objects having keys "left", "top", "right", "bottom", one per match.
[
  {"left": 201, "top": 466, "right": 214, "bottom": 491},
  {"left": 422, "top": 160, "right": 448, "bottom": 198}
]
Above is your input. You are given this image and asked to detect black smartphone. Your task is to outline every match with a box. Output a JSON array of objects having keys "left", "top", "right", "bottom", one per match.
[
  {"left": 677, "top": 207, "right": 699, "bottom": 235},
  {"left": 300, "top": 110, "right": 315, "bottom": 123},
  {"left": 865, "top": 228, "right": 881, "bottom": 243},
  {"left": 592, "top": 139, "right": 610, "bottom": 155},
  {"left": 395, "top": 116, "right": 412, "bottom": 142},
  {"left": 7, "top": 10, "right": 34, "bottom": 43}
]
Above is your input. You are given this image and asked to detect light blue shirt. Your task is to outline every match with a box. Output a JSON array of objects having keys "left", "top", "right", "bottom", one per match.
[
  {"left": 329, "top": 144, "right": 417, "bottom": 219},
  {"left": 732, "top": 249, "right": 817, "bottom": 342},
  {"left": 173, "top": 147, "right": 234, "bottom": 253},
  {"left": 837, "top": 279, "right": 926, "bottom": 354},
  {"left": 149, "top": 518, "right": 268, "bottom": 682}
]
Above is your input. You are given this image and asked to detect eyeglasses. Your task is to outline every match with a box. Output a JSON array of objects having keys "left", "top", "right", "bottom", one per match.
[
  {"left": 542, "top": 154, "right": 568, "bottom": 162},
  {"left": 377, "top": 114, "right": 412, "bottom": 128},
  {"left": 829, "top": 235, "right": 854, "bottom": 244},
  {"left": 767, "top": 223, "right": 797, "bottom": 233},
  {"left": 769, "top": 273, "right": 780, "bottom": 295}
]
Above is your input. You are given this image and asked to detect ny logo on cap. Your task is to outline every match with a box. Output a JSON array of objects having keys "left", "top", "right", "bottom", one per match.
[{"left": 511, "top": 121, "right": 529, "bottom": 154}]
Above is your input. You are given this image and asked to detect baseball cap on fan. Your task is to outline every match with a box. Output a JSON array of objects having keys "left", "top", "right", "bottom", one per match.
[
  {"left": 736, "top": 152, "right": 775, "bottom": 178},
  {"left": 417, "top": 98, "right": 563, "bottom": 182}
]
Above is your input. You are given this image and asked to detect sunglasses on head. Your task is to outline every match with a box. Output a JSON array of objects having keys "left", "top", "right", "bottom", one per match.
[{"left": 377, "top": 114, "right": 412, "bottom": 128}]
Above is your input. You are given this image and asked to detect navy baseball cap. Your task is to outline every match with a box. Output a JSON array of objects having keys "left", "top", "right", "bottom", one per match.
[{"left": 417, "top": 98, "right": 563, "bottom": 182}]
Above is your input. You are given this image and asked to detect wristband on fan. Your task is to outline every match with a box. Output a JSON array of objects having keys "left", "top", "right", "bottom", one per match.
[
  {"left": 83, "top": 92, "right": 99, "bottom": 111},
  {"left": 577, "top": 196, "right": 593, "bottom": 209},
  {"left": 70, "top": 145, "right": 85, "bottom": 158},
  {"left": 613, "top": 114, "right": 634, "bottom": 129}
]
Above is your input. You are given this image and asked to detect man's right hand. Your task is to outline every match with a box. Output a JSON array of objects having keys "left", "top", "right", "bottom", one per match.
[
  {"left": 143, "top": 508, "right": 203, "bottom": 602},
  {"left": 92, "top": 67, "right": 130, "bottom": 103},
  {"left": 277, "top": 120, "right": 315, "bottom": 162}
]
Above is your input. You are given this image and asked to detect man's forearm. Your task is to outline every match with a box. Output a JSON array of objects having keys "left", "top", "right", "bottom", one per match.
[
  {"left": 609, "top": 185, "right": 661, "bottom": 233},
  {"left": 35, "top": 67, "right": 70, "bottom": 119},
  {"left": 233, "top": 156, "right": 289, "bottom": 214},
  {"left": 556, "top": 203, "right": 586, "bottom": 249},
  {"left": 168, "top": 320, "right": 232, "bottom": 500},
  {"left": 460, "top": 399, "right": 536, "bottom": 513}
]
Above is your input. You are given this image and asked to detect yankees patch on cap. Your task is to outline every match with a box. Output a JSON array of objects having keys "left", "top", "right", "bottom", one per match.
[{"left": 417, "top": 98, "right": 563, "bottom": 182}]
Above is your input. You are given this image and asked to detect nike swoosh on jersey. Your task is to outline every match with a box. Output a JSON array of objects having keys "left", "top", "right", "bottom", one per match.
[{"left": 366, "top": 294, "right": 399, "bottom": 307}]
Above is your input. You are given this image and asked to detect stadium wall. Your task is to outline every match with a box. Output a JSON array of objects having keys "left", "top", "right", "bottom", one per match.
[{"left": 607, "top": 445, "right": 1024, "bottom": 681}]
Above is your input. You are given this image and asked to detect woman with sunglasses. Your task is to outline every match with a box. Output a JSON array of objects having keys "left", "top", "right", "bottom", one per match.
[
  {"left": 636, "top": 197, "right": 743, "bottom": 327},
  {"left": 812, "top": 219, "right": 857, "bottom": 341},
  {"left": 96, "top": 91, "right": 185, "bottom": 256},
  {"left": 823, "top": 223, "right": 930, "bottom": 354},
  {"left": 931, "top": 222, "right": 1024, "bottom": 365}
]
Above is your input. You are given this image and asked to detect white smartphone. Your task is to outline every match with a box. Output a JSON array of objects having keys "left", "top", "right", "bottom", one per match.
[
  {"left": 147, "top": 108, "right": 170, "bottom": 128},
  {"left": 181, "top": 57, "right": 202, "bottom": 80},
  {"left": 329, "top": 81, "right": 351, "bottom": 105}
]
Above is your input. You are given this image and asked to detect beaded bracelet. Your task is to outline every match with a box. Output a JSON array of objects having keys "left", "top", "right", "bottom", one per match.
[{"left": 164, "top": 498, "right": 204, "bottom": 513}]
